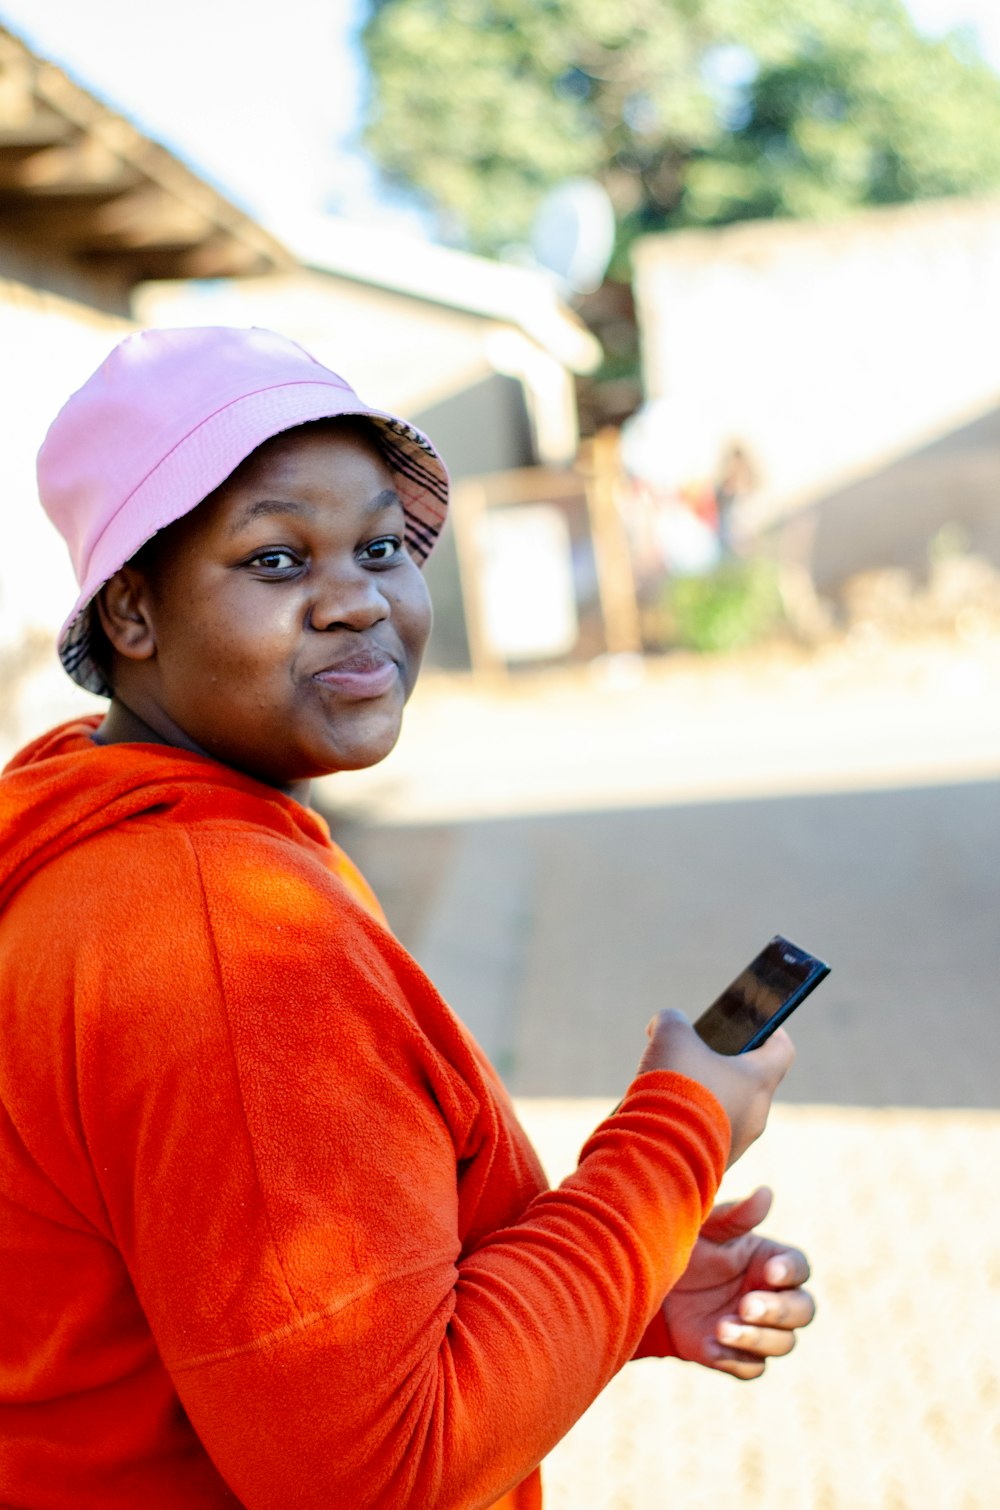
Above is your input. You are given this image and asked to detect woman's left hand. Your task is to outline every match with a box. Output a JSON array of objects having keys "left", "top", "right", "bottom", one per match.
[{"left": 661, "top": 1186, "right": 815, "bottom": 1380}]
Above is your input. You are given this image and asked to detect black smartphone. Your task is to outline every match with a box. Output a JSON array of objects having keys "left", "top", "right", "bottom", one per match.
[{"left": 693, "top": 935, "right": 830, "bottom": 1055}]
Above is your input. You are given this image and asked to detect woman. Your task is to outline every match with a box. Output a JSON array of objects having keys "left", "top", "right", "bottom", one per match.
[{"left": 0, "top": 326, "right": 812, "bottom": 1508}]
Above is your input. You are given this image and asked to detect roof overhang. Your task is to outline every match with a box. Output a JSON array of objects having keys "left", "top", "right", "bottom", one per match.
[
  {"left": 0, "top": 25, "right": 293, "bottom": 283},
  {"left": 285, "top": 214, "right": 603, "bottom": 375}
]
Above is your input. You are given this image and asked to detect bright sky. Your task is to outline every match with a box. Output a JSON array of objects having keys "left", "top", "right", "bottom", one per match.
[
  {"left": 1, "top": 0, "right": 999, "bottom": 232},
  {"left": 0, "top": 0, "right": 371, "bottom": 229}
]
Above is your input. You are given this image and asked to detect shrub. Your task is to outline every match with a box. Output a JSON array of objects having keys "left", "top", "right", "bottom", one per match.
[{"left": 660, "top": 557, "right": 785, "bottom": 654}]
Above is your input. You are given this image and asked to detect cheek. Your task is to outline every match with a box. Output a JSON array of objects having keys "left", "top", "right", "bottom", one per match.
[
  {"left": 398, "top": 572, "right": 433, "bottom": 654},
  {"left": 162, "top": 593, "right": 300, "bottom": 692}
]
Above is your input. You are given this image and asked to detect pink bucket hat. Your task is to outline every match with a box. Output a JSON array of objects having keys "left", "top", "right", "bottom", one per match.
[{"left": 37, "top": 325, "right": 450, "bottom": 696}]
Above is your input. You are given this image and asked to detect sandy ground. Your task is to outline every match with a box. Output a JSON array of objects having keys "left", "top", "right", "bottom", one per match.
[{"left": 518, "top": 1101, "right": 1000, "bottom": 1510}]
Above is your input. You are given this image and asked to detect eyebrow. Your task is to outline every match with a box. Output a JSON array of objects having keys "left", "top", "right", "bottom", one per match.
[{"left": 229, "top": 488, "right": 402, "bottom": 532}]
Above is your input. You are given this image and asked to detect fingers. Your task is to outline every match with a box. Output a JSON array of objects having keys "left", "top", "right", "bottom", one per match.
[
  {"left": 636, "top": 1009, "right": 690, "bottom": 1077},
  {"left": 745, "top": 1025, "right": 795, "bottom": 1085},
  {"left": 710, "top": 1286, "right": 815, "bottom": 1378},
  {"left": 719, "top": 1320, "right": 797, "bottom": 1358},
  {"left": 704, "top": 1275, "right": 816, "bottom": 1380},
  {"left": 763, "top": 1247, "right": 811, "bottom": 1289},
  {"left": 699, "top": 1186, "right": 772, "bottom": 1244},
  {"left": 703, "top": 1335, "right": 768, "bottom": 1380},
  {"left": 646, "top": 1007, "right": 689, "bottom": 1037},
  {"left": 738, "top": 1285, "right": 816, "bottom": 1331},
  {"left": 708, "top": 1354, "right": 767, "bottom": 1380},
  {"left": 738, "top": 1239, "right": 812, "bottom": 1292},
  {"left": 709, "top": 1342, "right": 777, "bottom": 1380}
]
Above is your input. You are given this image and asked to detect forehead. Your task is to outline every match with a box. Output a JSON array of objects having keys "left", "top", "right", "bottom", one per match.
[
  {"left": 222, "top": 418, "right": 391, "bottom": 492},
  {"left": 200, "top": 420, "right": 397, "bottom": 527},
  {"left": 133, "top": 421, "right": 397, "bottom": 570}
]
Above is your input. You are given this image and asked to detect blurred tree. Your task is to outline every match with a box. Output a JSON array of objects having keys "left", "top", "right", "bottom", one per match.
[{"left": 360, "top": 0, "right": 1000, "bottom": 255}]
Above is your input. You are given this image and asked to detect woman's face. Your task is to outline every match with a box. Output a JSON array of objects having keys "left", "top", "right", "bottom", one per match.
[{"left": 123, "top": 422, "right": 433, "bottom": 787}]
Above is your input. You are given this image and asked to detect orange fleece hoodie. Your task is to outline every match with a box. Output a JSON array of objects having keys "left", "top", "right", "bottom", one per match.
[{"left": 0, "top": 719, "right": 729, "bottom": 1509}]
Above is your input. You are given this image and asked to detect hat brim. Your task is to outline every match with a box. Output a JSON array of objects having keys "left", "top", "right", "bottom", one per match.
[{"left": 58, "top": 381, "right": 448, "bottom": 697}]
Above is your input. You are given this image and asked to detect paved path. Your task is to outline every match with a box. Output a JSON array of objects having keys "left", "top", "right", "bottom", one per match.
[
  {"left": 345, "top": 779, "right": 1000, "bottom": 1109},
  {"left": 321, "top": 632, "right": 1000, "bottom": 1508}
]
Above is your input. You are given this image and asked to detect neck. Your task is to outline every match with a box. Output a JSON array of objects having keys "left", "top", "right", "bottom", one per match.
[
  {"left": 94, "top": 697, "right": 313, "bottom": 808},
  {"left": 95, "top": 697, "right": 202, "bottom": 756}
]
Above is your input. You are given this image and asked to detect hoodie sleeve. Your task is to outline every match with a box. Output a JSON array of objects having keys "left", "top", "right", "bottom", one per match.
[{"left": 78, "top": 820, "right": 728, "bottom": 1510}]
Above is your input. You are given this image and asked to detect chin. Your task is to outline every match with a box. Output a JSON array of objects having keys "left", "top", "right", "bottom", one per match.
[
  {"left": 321, "top": 750, "right": 393, "bottom": 775},
  {"left": 316, "top": 729, "right": 404, "bottom": 775}
]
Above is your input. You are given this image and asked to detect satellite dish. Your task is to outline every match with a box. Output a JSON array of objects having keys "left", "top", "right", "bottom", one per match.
[{"left": 530, "top": 178, "right": 616, "bottom": 295}]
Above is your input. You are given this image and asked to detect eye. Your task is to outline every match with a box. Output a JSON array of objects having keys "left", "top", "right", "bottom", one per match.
[
  {"left": 249, "top": 548, "right": 301, "bottom": 572},
  {"left": 359, "top": 535, "right": 403, "bottom": 565}
]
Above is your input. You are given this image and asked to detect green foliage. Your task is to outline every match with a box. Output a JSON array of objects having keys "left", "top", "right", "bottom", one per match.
[
  {"left": 362, "top": 0, "right": 716, "bottom": 249},
  {"left": 686, "top": 2, "right": 1000, "bottom": 224},
  {"left": 360, "top": 0, "right": 1000, "bottom": 254},
  {"left": 660, "top": 557, "right": 784, "bottom": 654}
]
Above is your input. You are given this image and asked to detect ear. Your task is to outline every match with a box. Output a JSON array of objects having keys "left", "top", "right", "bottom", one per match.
[{"left": 95, "top": 566, "right": 157, "bottom": 664}]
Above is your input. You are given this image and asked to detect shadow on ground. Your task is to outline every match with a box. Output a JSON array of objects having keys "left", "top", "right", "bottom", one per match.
[{"left": 327, "top": 776, "right": 1000, "bottom": 1110}]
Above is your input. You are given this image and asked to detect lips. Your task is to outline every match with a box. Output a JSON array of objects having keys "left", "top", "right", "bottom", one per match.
[{"left": 313, "top": 647, "right": 400, "bottom": 700}]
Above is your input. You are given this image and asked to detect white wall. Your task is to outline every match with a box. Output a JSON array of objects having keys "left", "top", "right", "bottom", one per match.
[
  {"left": 0, "top": 280, "right": 128, "bottom": 759},
  {"left": 632, "top": 196, "right": 1000, "bottom": 528}
]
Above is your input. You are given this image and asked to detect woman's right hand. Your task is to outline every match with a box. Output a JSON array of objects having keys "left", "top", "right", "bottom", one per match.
[{"left": 636, "top": 1009, "right": 794, "bottom": 1165}]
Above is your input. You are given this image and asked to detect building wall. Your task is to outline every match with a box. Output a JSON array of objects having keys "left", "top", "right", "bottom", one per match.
[
  {"left": 0, "top": 241, "right": 133, "bottom": 318},
  {"left": 413, "top": 372, "right": 535, "bottom": 480},
  {"left": 0, "top": 275, "right": 129, "bottom": 760},
  {"left": 805, "top": 404, "right": 1000, "bottom": 593},
  {"left": 632, "top": 196, "right": 1000, "bottom": 527},
  {"left": 413, "top": 373, "right": 536, "bottom": 670}
]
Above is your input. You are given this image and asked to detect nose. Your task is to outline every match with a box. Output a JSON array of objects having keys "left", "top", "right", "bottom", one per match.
[{"left": 308, "top": 561, "right": 390, "bottom": 632}]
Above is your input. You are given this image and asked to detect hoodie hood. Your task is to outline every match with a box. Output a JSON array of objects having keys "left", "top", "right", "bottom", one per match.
[{"left": 0, "top": 718, "right": 335, "bottom": 916}]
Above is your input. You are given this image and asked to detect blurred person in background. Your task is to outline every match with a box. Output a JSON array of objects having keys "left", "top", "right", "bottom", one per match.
[{"left": 619, "top": 397, "right": 724, "bottom": 590}]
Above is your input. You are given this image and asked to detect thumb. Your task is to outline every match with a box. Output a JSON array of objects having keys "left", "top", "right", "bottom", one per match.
[
  {"left": 646, "top": 1007, "right": 690, "bottom": 1037},
  {"left": 699, "top": 1185, "right": 773, "bottom": 1244}
]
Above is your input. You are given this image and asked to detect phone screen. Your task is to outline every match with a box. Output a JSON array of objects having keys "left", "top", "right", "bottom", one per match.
[{"left": 693, "top": 935, "right": 830, "bottom": 1055}]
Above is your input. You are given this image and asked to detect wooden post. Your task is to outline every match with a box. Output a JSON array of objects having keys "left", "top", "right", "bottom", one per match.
[{"left": 585, "top": 428, "right": 643, "bottom": 656}]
